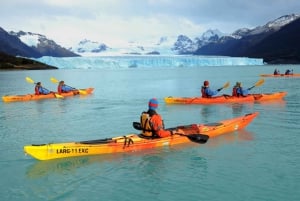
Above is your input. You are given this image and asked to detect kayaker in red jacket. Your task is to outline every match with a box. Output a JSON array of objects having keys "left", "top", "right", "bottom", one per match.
[
  {"left": 140, "top": 98, "right": 180, "bottom": 138},
  {"left": 35, "top": 82, "right": 51, "bottom": 95}
]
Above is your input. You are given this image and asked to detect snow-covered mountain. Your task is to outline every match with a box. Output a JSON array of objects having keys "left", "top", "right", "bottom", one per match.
[
  {"left": 1, "top": 13, "right": 299, "bottom": 62},
  {"left": 70, "top": 29, "right": 225, "bottom": 56},
  {"left": 230, "top": 14, "right": 300, "bottom": 39},
  {"left": 9, "top": 31, "right": 79, "bottom": 57},
  {"left": 194, "top": 14, "right": 300, "bottom": 64}
]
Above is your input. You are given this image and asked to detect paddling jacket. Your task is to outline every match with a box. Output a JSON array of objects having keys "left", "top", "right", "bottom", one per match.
[
  {"left": 58, "top": 85, "right": 73, "bottom": 93},
  {"left": 201, "top": 86, "right": 218, "bottom": 98},
  {"left": 35, "top": 86, "right": 50, "bottom": 95},
  {"left": 140, "top": 110, "right": 172, "bottom": 138},
  {"left": 232, "top": 87, "right": 249, "bottom": 97}
]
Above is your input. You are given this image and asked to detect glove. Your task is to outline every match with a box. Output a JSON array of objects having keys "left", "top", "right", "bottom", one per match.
[{"left": 217, "top": 88, "right": 222, "bottom": 92}]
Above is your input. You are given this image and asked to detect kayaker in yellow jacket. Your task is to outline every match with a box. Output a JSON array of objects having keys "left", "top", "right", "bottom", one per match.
[{"left": 140, "top": 98, "right": 179, "bottom": 138}]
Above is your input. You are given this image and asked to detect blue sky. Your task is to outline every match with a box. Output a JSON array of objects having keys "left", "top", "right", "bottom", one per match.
[{"left": 1, "top": 0, "right": 299, "bottom": 47}]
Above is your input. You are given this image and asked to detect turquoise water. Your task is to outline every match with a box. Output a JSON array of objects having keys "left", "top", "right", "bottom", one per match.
[{"left": 0, "top": 64, "right": 299, "bottom": 201}]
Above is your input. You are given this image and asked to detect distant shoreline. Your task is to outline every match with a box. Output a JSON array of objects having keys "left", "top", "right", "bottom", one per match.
[{"left": 0, "top": 52, "right": 58, "bottom": 70}]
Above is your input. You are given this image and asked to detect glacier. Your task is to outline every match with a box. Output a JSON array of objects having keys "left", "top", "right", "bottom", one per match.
[{"left": 34, "top": 55, "right": 264, "bottom": 69}]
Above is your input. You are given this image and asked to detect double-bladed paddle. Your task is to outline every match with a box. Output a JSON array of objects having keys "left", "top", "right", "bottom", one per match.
[
  {"left": 248, "top": 79, "right": 265, "bottom": 90},
  {"left": 25, "top": 77, "right": 64, "bottom": 99},
  {"left": 50, "top": 77, "right": 87, "bottom": 95},
  {"left": 132, "top": 122, "right": 209, "bottom": 144}
]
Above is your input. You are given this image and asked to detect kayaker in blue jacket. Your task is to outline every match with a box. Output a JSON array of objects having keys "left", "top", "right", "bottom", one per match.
[
  {"left": 58, "top": 81, "right": 74, "bottom": 94},
  {"left": 232, "top": 82, "right": 249, "bottom": 97},
  {"left": 201, "top": 80, "right": 221, "bottom": 98},
  {"left": 35, "top": 82, "right": 51, "bottom": 95}
]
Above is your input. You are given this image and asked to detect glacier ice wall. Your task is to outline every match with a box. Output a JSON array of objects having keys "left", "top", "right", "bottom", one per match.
[{"left": 35, "top": 55, "right": 264, "bottom": 69}]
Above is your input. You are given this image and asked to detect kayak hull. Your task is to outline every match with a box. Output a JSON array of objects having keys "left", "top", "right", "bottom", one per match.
[
  {"left": 2, "top": 88, "right": 94, "bottom": 102},
  {"left": 253, "top": 92, "right": 287, "bottom": 101},
  {"left": 164, "top": 92, "right": 287, "bottom": 104},
  {"left": 260, "top": 73, "right": 300, "bottom": 77},
  {"left": 24, "top": 112, "right": 258, "bottom": 160}
]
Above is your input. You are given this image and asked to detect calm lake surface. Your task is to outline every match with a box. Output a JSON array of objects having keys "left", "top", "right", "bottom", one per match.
[{"left": 0, "top": 64, "right": 299, "bottom": 201}]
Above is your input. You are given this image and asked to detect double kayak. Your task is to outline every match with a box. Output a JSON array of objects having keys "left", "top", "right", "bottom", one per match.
[
  {"left": 260, "top": 73, "right": 300, "bottom": 77},
  {"left": 164, "top": 92, "right": 287, "bottom": 104},
  {"left": 24, "top": 112, "right": 258, "bottom": 160},
  {"left": 2, "top": 88, "right": 94, "bottom": 102}
]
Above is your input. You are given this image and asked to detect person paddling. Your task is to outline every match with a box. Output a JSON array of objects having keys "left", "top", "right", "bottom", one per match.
[
  {"left": 35, "top": 82, "right": 51, "bottom": 95},
  {"left": 201, "top": 80, "right": 222, "bottom": 98},
  {"left": 140, "top": 98, "right": 181, "bottom": 138},
  {"left": 274, "top": 69, "right": 280, "bottom": 75},
  {"left": 232, "top": 82, "right": 250, "bottom": 97},
  {"left": 58, "top": 81, "right": 75, "bottom": 94}
]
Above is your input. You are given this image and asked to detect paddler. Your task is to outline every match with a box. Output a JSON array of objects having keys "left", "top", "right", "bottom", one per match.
[
  {"left": 35, "top": 82, "right": 51, "bottom": 95},
  {"left": 232, "top": 82, "right": 250, "bottom": 97},
  {"left": 58, "top": 81, "right": 74, "bottom": 94},
  {"left": 140, "top": 98, "right": 181, "bottom": 138},
  {"left": 201, "top": 80, "right": 222, "bottom": 98}
]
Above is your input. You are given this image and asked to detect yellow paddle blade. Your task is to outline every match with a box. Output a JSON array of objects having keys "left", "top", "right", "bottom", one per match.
[
  {"left": 54, "top": 93, "right": 64, "bottom": 99},
  {"left": 222, "top": 82, "right": 230, "bottom": 89},
  {"left": 25, "top": 77, "right": 35, "bottom": 84},
  {"left": 50, "top": 77, "right": 59, "bottom": 83},
  {"left": 78, "top": 89, "right": 87, "bottom": 95},
  {"left": 255, "top": 79, "right": 265, "bottom": 87}
]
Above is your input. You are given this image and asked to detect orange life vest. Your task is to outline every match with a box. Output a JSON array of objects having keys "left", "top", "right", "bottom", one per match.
[{"left": 140, "top": 112, "right": 170, "bottom": 138}]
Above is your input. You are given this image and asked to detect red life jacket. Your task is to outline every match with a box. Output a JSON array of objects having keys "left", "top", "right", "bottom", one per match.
[
  {"left": 201, "top": 86, "right": 209, "bottom": 98},
  {"left": 232, "top": 87, "right": 239, "bottom": 97},
  {"left": 35, "top": 86, "right": 40, "bottom": 95}
]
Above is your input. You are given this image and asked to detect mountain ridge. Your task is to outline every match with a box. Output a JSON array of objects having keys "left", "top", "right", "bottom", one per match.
[{"left": 0, "top": 14, "right": 299, "bottom": 64}]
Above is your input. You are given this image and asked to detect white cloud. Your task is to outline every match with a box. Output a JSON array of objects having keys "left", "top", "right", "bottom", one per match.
[{"left": 1, "top": 0, "right": 299, "bottom": 47}]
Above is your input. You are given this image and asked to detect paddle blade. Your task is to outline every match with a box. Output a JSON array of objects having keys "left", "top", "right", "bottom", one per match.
[
  {"left": 185, "top": 134, "right": 209, "bottom": 144},
  {"left": 50, "top": 77, "right": 59, "bottom": 84},
  {"left": 222, "top": 82, "right": 230, "bottom": 89},
  {"left": 25, "top": 77, "right": 34, "bottom": 84},
  {"left": 133, "top": 122, "right": 142, "bottom": 130},
  {"left": 255, "top": 79, "right": 265, "bottom": 87},
  {"left": 54, "top": 93, "right": 64, "bottom": 99},
  {"left": 78, "top": 89, "right": 88, "bottom": 95}
]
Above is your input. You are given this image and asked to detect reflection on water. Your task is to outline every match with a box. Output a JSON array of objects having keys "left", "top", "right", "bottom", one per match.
[{"left": 26, "top": 154, "right": 125, "bottom": 179}]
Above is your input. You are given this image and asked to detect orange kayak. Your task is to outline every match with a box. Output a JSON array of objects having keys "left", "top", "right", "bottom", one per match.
[
  {"left": 164, "top": 92, "right": 287, "bottom": 104},
  {"left": 260, "top": 73, "right": 300, "bottom": 77},
  {"left": 2, "top": 88, "right": 94, "bottom": 102},
  {"left": 24, "top": 112, "right": 258, "bottom": 160}
]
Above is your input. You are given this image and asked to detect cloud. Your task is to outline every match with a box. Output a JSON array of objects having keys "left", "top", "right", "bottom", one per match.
[{"left": 0, "top": 0, "right": 299, "bottom": 47}]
